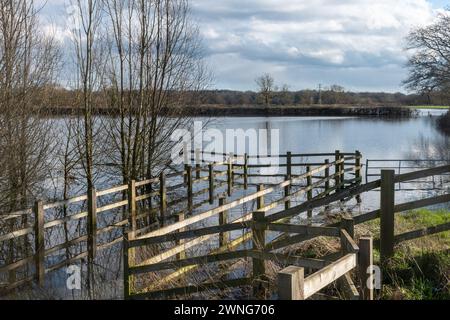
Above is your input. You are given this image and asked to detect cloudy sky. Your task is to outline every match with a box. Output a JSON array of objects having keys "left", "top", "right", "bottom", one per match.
[{"left": 38, "top": 0, "right": 448, "bottom": 92}]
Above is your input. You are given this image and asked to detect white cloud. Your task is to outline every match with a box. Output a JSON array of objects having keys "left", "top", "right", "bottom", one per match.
[
  {"left": 192, "top": 0, "right": 439, "bottom": 91},
  {"left": 36, "top": 0, "right": 442, "bottom": 91}
]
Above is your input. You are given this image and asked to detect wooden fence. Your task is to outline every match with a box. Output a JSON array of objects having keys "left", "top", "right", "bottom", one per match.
[
  {"left": 0, "top": 150, "right": 361, "bottom": 295},
  {"left": 123, "top": 164, "right": 450, "bottom": 300}
]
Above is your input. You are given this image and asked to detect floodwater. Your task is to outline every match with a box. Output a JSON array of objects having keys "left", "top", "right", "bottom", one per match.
[
  {"left": 2, "top": 108, "right": 449, "bottom": 300},
  {"left": 201, "top": 109, "right": 450, "bottom": 212}
]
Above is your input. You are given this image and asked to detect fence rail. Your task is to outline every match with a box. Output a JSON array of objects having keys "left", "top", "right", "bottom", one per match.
[
  {"left": 123, "top": 162, "right": 450, "bottom": 300},
  {"left": 0, "top": 150, "right": 361, "bottom": 294}
]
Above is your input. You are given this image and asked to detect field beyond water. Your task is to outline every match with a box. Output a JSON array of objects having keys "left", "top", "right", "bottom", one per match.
[{"left": 409, "top": 106, "right": 450, "bottom": 110}]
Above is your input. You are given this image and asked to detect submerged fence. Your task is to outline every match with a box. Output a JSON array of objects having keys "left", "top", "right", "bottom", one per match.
[
  {"left": 123, "top": 164, "right": 450, "bottom": 300},
  {"left": 0, "top": 151, "right": 362, "bottom": 294}
]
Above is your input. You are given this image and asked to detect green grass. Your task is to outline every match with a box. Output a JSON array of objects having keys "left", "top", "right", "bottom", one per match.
[
  {"left": 400, "top": 208, "right": 450, "bottom": 226},
  {"left": 409, "top": 105, "right": 450, "bottom": 109},
  {"left": 380, "top": 249, "right": 449, "bottom": 300},
  {"left": 359, "top": 209, "right": 450, "bottom": 300}
]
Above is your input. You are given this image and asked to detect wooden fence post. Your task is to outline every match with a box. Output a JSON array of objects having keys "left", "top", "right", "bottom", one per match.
[
  {"left": 286, "top": 151, "right": 292, "bottom": 178},
  {"left": 359, "top": 236, "right": 374, "bottom": 300},
  {"left": 175, "top": 213, "right": 186, "bottom": 260},
  {"left": 355, "top": 150, "right": 362, "bottom": 182},
  {"left": 355, "top": 150, "right": 362, "bottom": 203},
  {"left": 87, "top": 188, "right": 97, "bottom": 261},
  {"left": 128, "top": 180, "right": 137, "bottom": 232},
  {"left": 335, "top": 150, "right": 341, "bottom": 192},
  {"left": 341, "top": 217, "right": 355, "bottom": 239},
  {"left": 123, "top": 231, "right": 135, "bottom": 300},
  {"left": 209, "top": 163, "right": 215, "bottom": 204},
  {"left": 306, "top": 166, "right": 312, "bottom": 218},
  {"left": 186, "top": 165, "right": 193, "bottom": 214},
  {"left": 380, "top": 170, "right": 395, "bottom": 262},
  {"left": 34, "top": 200, "right": 45, "bottom": 287},
  {"left": 278, "top": 266, "right": 304, "bottom": 300},
  {"left": 244, "top": 153, "right": 249, "bottom": 190},
  {"left": 324, "top": 159, "right": 330, "bottom": 193},
  {"left": 159, "top": 172, "right": 166, "bottom": 227},
  {"left": 284, "top": 175, "right": 291, "bottom": 210},
  {"left": 340, "top": 217, "right": 355, "bottom": 257},
  {"left": 195, "top": 149, "right": 201, "bottom": 180},
  {"left": 257, "top": 184, "right": 264, "bottom": 210},
  {"left": 227, "top": 155, "right": 233, "bottom": 196},
  {"left": 340, "top": 153, "right": 345, "bottom": 189},
  {"left": 219, "top": 197, "right": 229, "bottom": 247},
  {"left": 252, "top": 210, "right": 266, "bottom": 298}
]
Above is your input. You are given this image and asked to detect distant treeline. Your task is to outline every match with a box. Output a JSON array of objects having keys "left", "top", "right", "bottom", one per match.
[
  {"left": 44, "top": 87, "right": 449, "bottom": 109},
  {"left": 197, "top": 89, "right": 450, "bottom": 106}
]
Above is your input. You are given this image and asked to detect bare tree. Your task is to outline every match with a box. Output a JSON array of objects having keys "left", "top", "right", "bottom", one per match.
[
  {"left": 70, "top": 0, "right": 104, "bottom": 192},
  {"left": 255, "top": 73, "right": 275, "bottom": 105},
  {"left": 404, "top": 11, "right": 450, "bottom": 101},
  {"left": 69, "top": 0, "right": 105, "bottom": 299},
  {"left": 102, "top": 0, "right": 209, "bottom": 188},
  {"left": 0, "top": 0, "right": 60, "bottom": 282}
]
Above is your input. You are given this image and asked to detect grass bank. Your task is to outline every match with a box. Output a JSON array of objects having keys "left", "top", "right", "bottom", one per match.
[
  {"left": 409, "top": 105, "right": 450, "bottom": 110},
  {"left": 284, "top": 208, "right": 449, "bottom": 300}
]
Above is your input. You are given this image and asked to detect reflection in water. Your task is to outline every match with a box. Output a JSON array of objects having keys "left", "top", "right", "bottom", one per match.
[
  {"left": 3, "top": 111, "right": 449, "bottom": 299},
  {"left": 206, "top": 112, "right": 448, "bottom": 161},
  {"left": 204, "top": 111, "right": 449, "bottom": 211}
]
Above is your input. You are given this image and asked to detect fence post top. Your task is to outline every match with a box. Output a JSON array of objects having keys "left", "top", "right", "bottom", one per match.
[
  {"left": 252, "top": 211, "right": 266, "bottom": 220},
  {"left": 124, "top": 230, "right": 136, "bottom": 240},
  {"left": 279, "top": 265, "right": 304, "bottom": 275},
  {"left": 359, "top": 235, "right": 373, "bottom": 242}
]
